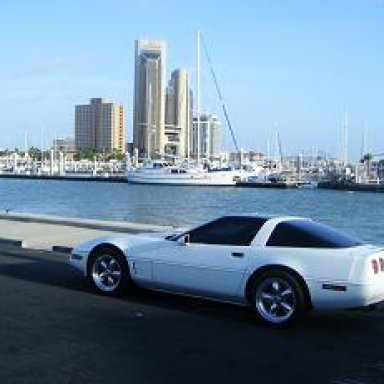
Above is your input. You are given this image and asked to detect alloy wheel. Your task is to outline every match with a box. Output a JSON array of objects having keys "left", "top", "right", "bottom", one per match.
[
  {"left": 255, "top": 277, "right": 297, "bottom": 324},
  {"left": 92, "top": 254, "right": 122, "bottom": 292}
]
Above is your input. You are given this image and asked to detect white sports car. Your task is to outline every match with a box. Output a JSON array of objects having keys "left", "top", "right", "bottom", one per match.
[{"left": 70, "top": 215, "right": 384, "bottom": 327}]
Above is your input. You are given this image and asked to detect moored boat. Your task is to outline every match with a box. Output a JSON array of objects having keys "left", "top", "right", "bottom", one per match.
[{"left": 126, "top": 160, "right": 244, "bottom": 186}]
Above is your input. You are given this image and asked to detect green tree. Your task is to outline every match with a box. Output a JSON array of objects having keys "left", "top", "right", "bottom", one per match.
[
  {"left": 28, "top": 146, "right": 42, "bottom": 160},
  {"left": 360, "top": 153, "right": 373, "bottom": 163},
  {"left": 74, "top": 149, "right": 96, "bottom": 161},
  {"left": 361, "top": 153, "right": 373, "bottom": 180},
  {"left": 107, "top": 149, "right": 124, "bottom": 161}
]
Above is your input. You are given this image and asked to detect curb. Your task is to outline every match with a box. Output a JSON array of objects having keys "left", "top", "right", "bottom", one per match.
[
  {"left": 0, "top": 238, "right": 24, "bottom": 247},
  {"left": 0, "top": 212, "right": 173, "bottom": 233}
]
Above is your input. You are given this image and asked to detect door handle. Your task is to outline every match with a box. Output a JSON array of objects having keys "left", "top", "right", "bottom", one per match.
[{"left": 231, "top": 252, "right": 244, "bottom": 258}]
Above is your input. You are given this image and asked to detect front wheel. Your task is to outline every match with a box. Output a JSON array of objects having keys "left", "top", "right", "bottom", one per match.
[
  {"left": 87, "top": 246, "right": 131, "bottom": 296},
  {"left": 248, "top": 269, "right": 308, "bottom": 327}
]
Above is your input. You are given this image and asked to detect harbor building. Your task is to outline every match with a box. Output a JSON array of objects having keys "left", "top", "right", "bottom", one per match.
[
  {"left": 133, "top": 39, "right": 166, "bottom": 160},
  {"left": 192, "top": 114, "right": 221, "bottom": 160},
  {"left": 164, "top": 69, "right": 193, "bottom": 158},
  {"left": 52, "top": 137, "right": 76, "bottom": 160},
  {"left": 75, "top": 98, "right": 126, "bottom": 154},
  {"left": 52, "top": 137, "right": 75, "bottom": 153}
]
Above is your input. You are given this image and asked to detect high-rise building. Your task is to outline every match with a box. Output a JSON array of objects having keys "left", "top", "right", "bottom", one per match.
[
  {"left": 164, "top": 69, "right": 192, "bottom": 158},
  {"left": 75, "top": 98, "right": 125, "bottom": 154},
  {"left": 133, "top": 39, "right": 166, "bottom": 159},
  {"left": 192, "top": 114, "right": 221, "bottom": 160}
]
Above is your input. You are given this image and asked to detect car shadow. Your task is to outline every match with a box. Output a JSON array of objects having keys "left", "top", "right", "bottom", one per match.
[{"left": 0, "top": 250, "right": 381, "bottom": 331}]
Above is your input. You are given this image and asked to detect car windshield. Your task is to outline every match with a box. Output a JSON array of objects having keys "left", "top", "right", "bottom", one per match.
[{"left": 267, "top": 220, "right": 363, "bottom": 248}]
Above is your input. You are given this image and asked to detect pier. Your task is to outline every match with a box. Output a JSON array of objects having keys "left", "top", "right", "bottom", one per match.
[
  {"left": 318, "top": 180, "right": 384, "bottom": 192},
  {"left": 0, "top": 173, "right": 127, "bottom": 183},
  {"left": 236, "top": 181, "right": 298, "bottom": 189}
]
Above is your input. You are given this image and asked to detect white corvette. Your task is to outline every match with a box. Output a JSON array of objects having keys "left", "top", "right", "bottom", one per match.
[{"left": 70, "top": 215, "right": 384, "bottom": 327}]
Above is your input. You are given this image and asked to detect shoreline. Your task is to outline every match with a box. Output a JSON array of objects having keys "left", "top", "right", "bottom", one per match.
[{"left": 0, "top": 173, "right": 300, "bottom": 189}]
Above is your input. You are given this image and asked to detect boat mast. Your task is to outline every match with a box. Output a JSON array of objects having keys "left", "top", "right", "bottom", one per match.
[
  {"left": 200, "top": 33, "right": 240, "bottom": 157},
  {"left": 147, "top": 82, "right": 152, "bottom": 161},
  {"left": 24, "top": 132, "right": 28, "bottom": 156},
  {"left": 361, "top": 121, "right": 368, "bottom": 159},
  {"left": 343, "top": 111, "right": 349, "bottom": 165},
  {"left": 196, "top": 30, "right": 201, "bottom": 165},
  {"left": 186, "top": 85, "right": 190, "bottom": 164}
]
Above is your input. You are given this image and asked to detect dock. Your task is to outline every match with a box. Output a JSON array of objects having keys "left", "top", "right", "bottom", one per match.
[
  {"left": 318, "top": 180, "right": 384, "bottom": 192},
  {"left": 0, "top": 173, "right": 127, "bottom": 183},
  {"left": 236, "top": 181, "right": 298, "bottom": 188}
]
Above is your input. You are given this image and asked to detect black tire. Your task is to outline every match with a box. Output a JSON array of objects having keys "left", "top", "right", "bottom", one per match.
[
  {"left": 248, "top": 269, "right": 308, "bottom": 327},
  {"left": 87, "top": 246, "right": 131, "bottom": 296}
]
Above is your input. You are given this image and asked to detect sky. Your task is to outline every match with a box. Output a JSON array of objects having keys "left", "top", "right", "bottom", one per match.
[{"left": 1, "top": 0, "right": 384, "bottom": 160}]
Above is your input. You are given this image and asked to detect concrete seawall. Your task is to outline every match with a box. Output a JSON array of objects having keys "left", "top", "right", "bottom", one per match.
[{"left": 0, "top": 212, "right": 173, "bottom": 251}]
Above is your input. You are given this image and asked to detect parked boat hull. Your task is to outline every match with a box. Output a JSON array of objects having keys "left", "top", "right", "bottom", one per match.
[{"left": 126, "top": 170, "right": 240, "bottom": 186}]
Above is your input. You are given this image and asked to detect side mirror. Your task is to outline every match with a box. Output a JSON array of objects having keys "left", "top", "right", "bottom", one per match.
[{"left": 178, "top": 234, "right": 190, "bottom": 246}]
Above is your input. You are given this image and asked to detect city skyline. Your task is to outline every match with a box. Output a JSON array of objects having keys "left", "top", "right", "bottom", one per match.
[{"left": 1, "top": 0, "right": 384, "bottom": 160}]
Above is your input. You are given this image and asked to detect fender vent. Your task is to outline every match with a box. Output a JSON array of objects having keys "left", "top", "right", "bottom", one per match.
[{"left": 322, "top": 284, "right": 347, "bottom": 292}]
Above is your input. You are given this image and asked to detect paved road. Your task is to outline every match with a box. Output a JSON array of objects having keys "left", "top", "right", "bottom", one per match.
[{"left": 1, "top": 247, "right": 384, "bottom": 384}]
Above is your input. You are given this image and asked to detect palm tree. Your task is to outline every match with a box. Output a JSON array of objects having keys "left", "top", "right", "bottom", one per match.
[{"left": 361, "top": 153, "right": 373, "bottom": 180}]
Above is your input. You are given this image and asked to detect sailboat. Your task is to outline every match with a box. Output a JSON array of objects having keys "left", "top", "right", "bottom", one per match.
[{"left": 126, "top": 31, "right": 248, "bottom": 186}]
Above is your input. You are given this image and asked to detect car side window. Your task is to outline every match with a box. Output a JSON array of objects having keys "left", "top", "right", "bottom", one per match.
[
  {"left": 266, "top": 221, "right": 362, "bottom": 248},
  {"left": 188, "top": 217, "right": 267, "bottom": 246},
  {"left": 267, "top": 223, "right": 318, "bottom": 248}
]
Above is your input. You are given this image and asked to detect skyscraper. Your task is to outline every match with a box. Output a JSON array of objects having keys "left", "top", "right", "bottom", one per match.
[
  {"left": 75, "top": 98, "right": 125, "bottom": 154},
  {"left": 133, "top": 39, "right": 166, "bottom": 159},
  {"left": 164, "top": 69, "right": 192, "bottom": 158}
]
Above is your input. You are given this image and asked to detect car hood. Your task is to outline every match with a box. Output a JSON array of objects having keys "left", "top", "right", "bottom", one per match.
[{"left": 73, "top": 233, "right": 166, "bottom": 254}]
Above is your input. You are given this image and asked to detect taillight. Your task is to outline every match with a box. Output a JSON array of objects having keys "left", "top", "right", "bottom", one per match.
[
  {"left": 380, "top": 258, "right": 384, "bottom": 272},
  {"left": 372, "top": 259, "right": 379, "bottom": 274}
]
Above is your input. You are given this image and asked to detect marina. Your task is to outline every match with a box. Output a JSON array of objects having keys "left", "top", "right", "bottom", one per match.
[{"left": 2, "top": 152, "right": 384, "bottom": 194}]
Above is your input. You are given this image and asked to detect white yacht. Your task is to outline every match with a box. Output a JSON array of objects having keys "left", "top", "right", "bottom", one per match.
[{"left": 126, "top": 160, "right": 243, "bottom": 186}]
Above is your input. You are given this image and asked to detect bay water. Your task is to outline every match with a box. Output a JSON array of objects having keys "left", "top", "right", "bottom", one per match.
[{"left": 0, "top": 179, "right": 383, "bottom": 245}]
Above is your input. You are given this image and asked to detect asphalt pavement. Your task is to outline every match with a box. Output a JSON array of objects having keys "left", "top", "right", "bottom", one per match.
[{"left": 1, "top": 246, "right": 384, "bottom": 384}]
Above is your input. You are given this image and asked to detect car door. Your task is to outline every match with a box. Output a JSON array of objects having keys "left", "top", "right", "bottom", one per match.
[
  {"left": 152, "top": 240, "right": 250, "bottom": 301},
  {"left": 150, "top": 216, "right": 268, "bottom": 300}
]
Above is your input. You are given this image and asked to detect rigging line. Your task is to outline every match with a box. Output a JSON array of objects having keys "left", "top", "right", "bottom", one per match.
[{"left": 200, "top": 33, "right": 240, "bottom": 153}]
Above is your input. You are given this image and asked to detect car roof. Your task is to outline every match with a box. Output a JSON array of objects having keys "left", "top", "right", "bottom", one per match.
[{"left": 215, "top": 215, "right": 313, "bottom": 247}]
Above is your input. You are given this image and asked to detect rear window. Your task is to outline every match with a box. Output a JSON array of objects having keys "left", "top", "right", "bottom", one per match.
[{"left": 267, "top": 220, "right": 362, "bottom": 248}]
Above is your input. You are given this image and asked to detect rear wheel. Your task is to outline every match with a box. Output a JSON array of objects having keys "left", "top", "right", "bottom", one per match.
[
  {"left": 87, "top": 246, "right": 131, "bottom": 296},
  {"left": 248, "top": 269, "right": 307, "bottom": 327}
]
